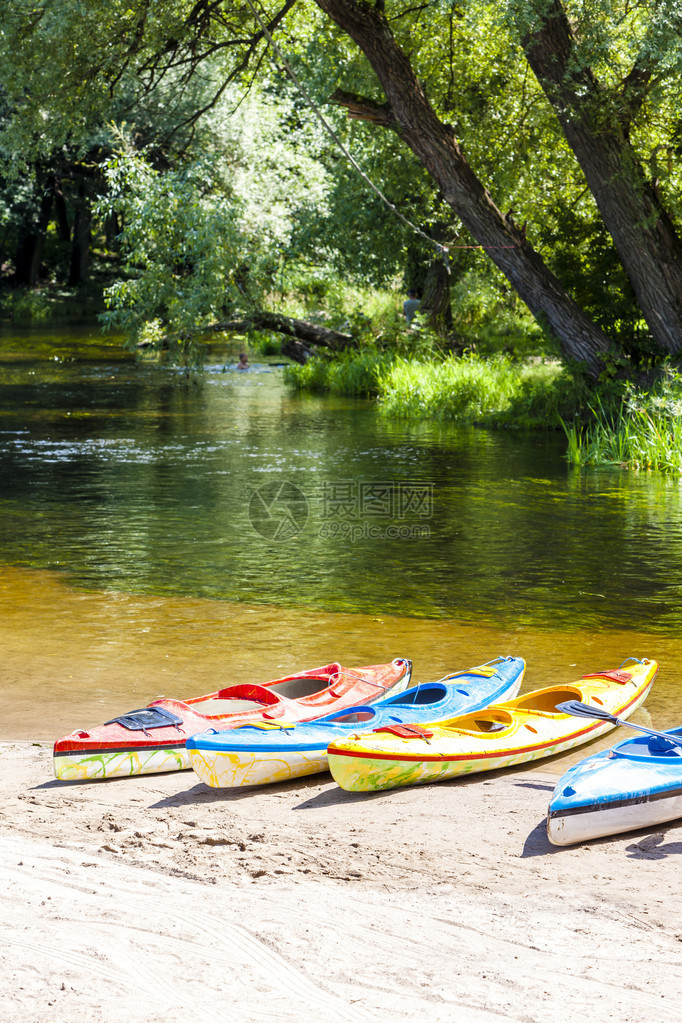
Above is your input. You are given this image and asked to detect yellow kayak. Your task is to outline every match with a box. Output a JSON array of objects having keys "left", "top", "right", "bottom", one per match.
[{"left": 327, "top": 658, "right": 658, "bottom": 793}]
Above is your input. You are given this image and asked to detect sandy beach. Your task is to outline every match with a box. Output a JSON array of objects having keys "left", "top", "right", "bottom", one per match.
[{"left": 2, "top": 740, "right": 682, "bottom": 1023}]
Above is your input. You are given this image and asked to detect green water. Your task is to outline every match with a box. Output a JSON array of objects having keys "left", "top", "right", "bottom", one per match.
[{"left": 1, "top": 324, "right": 681, "bottom": 633}]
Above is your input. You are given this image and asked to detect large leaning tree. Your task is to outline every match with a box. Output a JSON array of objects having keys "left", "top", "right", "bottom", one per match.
[{"left": 311, "top": 0, "right": 682, "bottom": 377}]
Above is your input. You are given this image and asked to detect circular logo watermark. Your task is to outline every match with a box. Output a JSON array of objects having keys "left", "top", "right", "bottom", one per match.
[{"left": 248, "top": 481, "right": 309, "bottom": 541}]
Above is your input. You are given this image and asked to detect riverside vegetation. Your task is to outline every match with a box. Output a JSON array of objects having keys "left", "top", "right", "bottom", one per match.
[
  {"left": 288, "top": 343, "right": 682, "bottom": 475},
  {"left": 282, "top": 280, "right": 682, "bottom": 475},
  {"left": 3, "top": 1, "right": 682, "bottom": 474}
]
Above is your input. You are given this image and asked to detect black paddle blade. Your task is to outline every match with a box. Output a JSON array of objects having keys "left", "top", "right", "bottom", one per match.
[
  {"left": 557, "top": 700, "right": 682, "bottom": 749},
  {"left": 555, "top": 699, "right": 617, "bottom": 723}
]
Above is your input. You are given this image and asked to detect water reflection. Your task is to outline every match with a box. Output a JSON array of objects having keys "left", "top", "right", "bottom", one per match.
[{"left": 1, "top": 325, "right": 682, "bottom": 632}]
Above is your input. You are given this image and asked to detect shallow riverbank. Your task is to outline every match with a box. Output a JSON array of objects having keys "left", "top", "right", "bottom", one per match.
[{"left": 2, "top": 742, "right": 681, "bottom": 1023}]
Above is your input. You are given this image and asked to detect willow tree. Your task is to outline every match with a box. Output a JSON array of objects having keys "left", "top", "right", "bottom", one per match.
[{"left": 0, "top": 0, "right": 289, "bottom": 288}]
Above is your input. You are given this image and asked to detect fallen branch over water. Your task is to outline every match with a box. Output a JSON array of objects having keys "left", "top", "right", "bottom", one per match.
[{"left": 205, "top": 311, "right": 355, "bottom": 364}]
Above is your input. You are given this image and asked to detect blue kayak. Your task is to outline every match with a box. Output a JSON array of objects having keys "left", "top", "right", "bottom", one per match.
[
  {"left": 188, "top": 655, "right": 526, "bottom": 788},
  {"left": 547, "top": 726, "right": 682, "bottom": 845}
]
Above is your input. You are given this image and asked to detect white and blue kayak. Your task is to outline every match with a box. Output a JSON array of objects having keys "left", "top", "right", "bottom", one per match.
[
  {"left": 188, "top": 655, "right": 525, "bottom": 788},
  {"left": 548, "top": 726, "right": 682, "bottom": 846}
]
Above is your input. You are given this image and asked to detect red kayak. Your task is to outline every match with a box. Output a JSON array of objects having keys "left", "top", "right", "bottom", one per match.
[{"left": 53, "top": 657, "right": 412, "bottom": 781}]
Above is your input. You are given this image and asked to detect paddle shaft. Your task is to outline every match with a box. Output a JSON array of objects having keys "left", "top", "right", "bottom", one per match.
[{"left": 611, "top": 717, "right": 682, "bottom": 747}]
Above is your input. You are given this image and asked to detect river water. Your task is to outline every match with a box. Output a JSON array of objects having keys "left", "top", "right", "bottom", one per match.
[{"left": 2, "top": 324, "right": 682, "bottom": 758}]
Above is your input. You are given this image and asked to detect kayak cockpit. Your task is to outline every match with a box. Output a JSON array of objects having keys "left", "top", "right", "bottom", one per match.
[
  {"left": 443, "top": 709, "right": 515, "bottom": 737},
  {"left": 509, "top": 686, "right": 586, "bottom": 714},
  {"left": 325, "top": 709, "right": 378, "bottom": 725},
  {"left": 382, "top": 683, "right": 449, "bottom": 707},
  {"left": 611, "top": 732, "right": 682, "bottom": 760}
]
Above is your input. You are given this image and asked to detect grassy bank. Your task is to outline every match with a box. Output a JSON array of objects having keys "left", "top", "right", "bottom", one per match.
[
  {"left": 377, "top": 354, "right": 572, "bottom": 428},
  {"left": 562, "top": 370, "right": 682, "bottom": 473},
  {"left": 286, "top": 350, "right": 579, "bottom": 429},
  {"left": 284, "top": 349, "right": 395, "bottom": 397},
  {"left": 287, "top": 346, "right": 682, "bottom": 475},
  {"left": 11, "top": 268, "right": 682, "bottom": 475}
]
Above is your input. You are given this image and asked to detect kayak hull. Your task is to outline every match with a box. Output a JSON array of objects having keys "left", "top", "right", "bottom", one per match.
[
  {"left": 191, "top": 746, "right": 331, "bottom": 788},
  {"left": 188, "top": 655, "right": 526, "bottom": 788},
  {"left": 327, "top": 658, "right": 658, "bottom": 793},
  {"left": 53, "top": 658, "right": 412, "bottom": 781},
  {"left": 547, "top": 726, "right": 682, "bottom": 846}
]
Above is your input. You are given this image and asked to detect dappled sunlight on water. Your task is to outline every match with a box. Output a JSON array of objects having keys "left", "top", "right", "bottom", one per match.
[{"left": 3, "top": 349, "right": 682, "bottom": 629}]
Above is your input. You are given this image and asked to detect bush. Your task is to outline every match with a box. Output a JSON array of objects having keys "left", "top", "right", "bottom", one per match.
[{"left": 0, "top": 288, "right": 52, "bottom": 321}]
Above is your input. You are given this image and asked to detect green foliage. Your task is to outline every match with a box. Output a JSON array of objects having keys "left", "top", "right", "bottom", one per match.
[
  {"left": 0, "top": 1, "right": 265, "bottom": 172},
  {"left": 248, "top": 332, "right": 283, "bottom": 356},
  {"left": 5, "top": 0, "right": 682, "bottom": 378},
  {"left": 545, "top": 205, "right": 643, "bottom": 342},
  {"left": 0, "top": 288, "right": 52, "bottom": 321},
  {"left": 289, "top": 0, "right": 680, "bottom": 359},
  {"left": 96, "top": 141, "right": 264, "bottom": 364},
  {"left": 276, "top": 270, "right": 412, "bottom": 347},
  {"left": 285, "top": 348, "right": 396, "bottom": 397},
  {"left": 377, "top": 353, "right": 571, "bottom": 428},
  {"left": 201, "top": 88, "right": 330, "bottom": 252},
  {"left": 449, "top": 269, "right": 548, "bottom": 358},
  {"left": 562, "top": 366, "right": 682, "bottom": 473}
]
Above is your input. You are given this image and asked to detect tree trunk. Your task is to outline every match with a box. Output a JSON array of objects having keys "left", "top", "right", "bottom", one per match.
[
  {"left": 521, "top": 0, "right": 682, "bottom": 355},
  {"left": 206, "top": 311, "right": 354, "bottom": 363},
  {"left": 14, "top": 229, "right": 43, "bottom": 288},
  {"left": 314, "top": 0, "right": 611, "bottom": 378},
  {"left": 68, "top": 177, "right": 91, "bottom": 286},
  {"left": 420, "top": 257, "right": 453, "bottom": 333},
  {"left": 14, "top": 176, "right": 53, "bottom": 287},
  {"left": 104, "top": 212, "right": 120, "bottom": 250},
  {"left": 53, "top": 177, "right": 71, "bottom": 243}
]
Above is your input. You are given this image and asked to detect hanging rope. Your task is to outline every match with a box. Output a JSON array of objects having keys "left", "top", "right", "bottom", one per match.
[
  {"left": 449, "top": 244, "right": 518, "bottom": 249},
  {"left": 243, "top": 0, "right": 448, "bottom": 259}
]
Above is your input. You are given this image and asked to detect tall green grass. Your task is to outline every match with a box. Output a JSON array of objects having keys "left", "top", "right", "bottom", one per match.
[
  {"left": 562, "top": 376, "right": 682, "bottom": 474},
  {"left": 287, "top": 350, "right": 574, "bottom": 426},
  {"left": 285, "top": 349, "right": 396, "bottom": 397},
  {"left": 377, "top": 353, "right": 570, "bottom": 428}
]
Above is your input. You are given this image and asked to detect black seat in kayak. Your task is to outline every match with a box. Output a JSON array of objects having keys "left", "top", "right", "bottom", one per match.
[{"left": 104, "top": 706, "right": 184, "bottom": 731}]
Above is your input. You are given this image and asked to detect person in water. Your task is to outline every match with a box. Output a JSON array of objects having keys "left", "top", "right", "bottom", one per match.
[{"left": 237, "top": 352, "right": 249, "bottom": 370}]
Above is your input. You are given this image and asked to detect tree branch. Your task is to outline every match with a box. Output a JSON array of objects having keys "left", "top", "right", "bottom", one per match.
[
  {"left": 204, "top": 311, "right": 355, "bottom": 363},
  {"left": 330, "top": 88, "right": 394, "bottom": 126}
]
